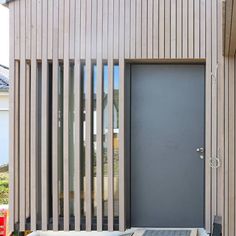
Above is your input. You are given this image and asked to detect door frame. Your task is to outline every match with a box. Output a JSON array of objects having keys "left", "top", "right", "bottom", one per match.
[{"left": 124, "top": 60, "right": 210, "bottom": 231}]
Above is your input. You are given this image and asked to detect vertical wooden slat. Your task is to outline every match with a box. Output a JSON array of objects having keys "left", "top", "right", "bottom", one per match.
[
  {"left": 81, "top": 0, "right": 86, "bottom": 59},
  {"left": 108, "top": 59, "right": 114, "bottom": 231},
  {"left": 91, "top": 0, "right": 97, "bottom": 59},
  {"left": 19, "top": 59, "right": 26, "bottom": 231},
  {"left": 14, "top": 0, "right": 20, "bottom": 59},
  {"left": 96, "top": 0, "right": 103, "bottom": 230},
  {"left": 170, "top": 0, "right": 176, "bottom": 58},
  {"left": 119, "top": 58, "right": 125, "bottom": 232},
  {"left": 159, "top": 0, "right": 165, "bottom": 58},
  {"left": 194, "top": 0, "right": 200, "bottom": 58},
  {"left": 217, "top": 0, "right": 224, "bottom": 222},
  {"left": 97, "top": 0, "right": 102, "bottom": 59},
  {"left": 86, "top": 0, "right": 92, "bottom": 60},
  {"left": 205, "top": 0, "right": 212, "bottom": 232},
  {"left": 52, "top": 60, "right": 59, "bottom": 230},
  {"left": 25, "top": 63, "right": 31, "bottom": 219},
  {"left": 113, "top": 0, "right": 119, "bottom": 59},
  {"left": 14, "top": 61, "right": 19, "bottom": 226},
  {"left": 164, "top": 0, "right": 170, "bottom": 58},
  {"left": 85, "top": 59, "right": 92, "bottom": 231},
  {"left": 52, "top": 0, "right": 59, "bottom": 231},
  {"left": 188, "top": 0, "right": 194, "bottom": 58},
  {"left": 125, "top": 0, "right": 131, "bottom": 58},
  {"left": 58, "top": 0, "right": 64, "bottom": 59},
  {"left": 36, "top": 0, "right": 42, "bottom": 59},
  {"left": 130, "top": 0, "right": 136, "bottom": 58},
  {"left": 224, "top": 0, "right": 233, "bottom": 56},
  {"left": 102, "top": 0, "right": 108, "bottom": 59},
  {"left": 176, "top": 0, "right": 182, "bottom": 58},
  {"left": 141, "top": 0, "right": 148, "bottom": 58},
  {"left": 19, "top": 60, "right": 26, "bottom": 231},
  {"left": 182, "top": 0, "right": 188, "bottom": 58},
  {"left": 9, "top": 3, "right": 15, "bottom": 232},
  {"left": 75, "top": 0, "right": 81, "bottom": 60},
  {"left": 224, "top": 56, "right": 229, "bottom": 236},
  {"left": 108, "top": 0, "right": 114, "bottom": 60},
  {"left": 200, "top": 0, "right": 206, "bottom": 58},
  {"left": 74, "top": 60, "right": 81, "bottom": 231},
  {"left": 228, "top": 57, "right": 235, "bottom": 236},
  {"left": 74, "top": 1, "right": 81, "bottom": 230},
  {"left": 48, "top": 0, "right": 53, "bottom": 59},
  {"left": 63, "top": 0, "right": 70, "bottom": 231},
  {"left": 228, "top": 2, "right": 236, "bottom": 55},
  {"left": 41, "top": 61, "right": 49, "bottom": 229},
  {"left": 19, "top": 0, "right": 26, "bottom": 230},
  {"left": 30, "top": 60, "right": 37, "bottom": 231},
  {"left": 30, "top": 0, "right": 37, "bottom": 231},
  {"left": 153, "top": 0, "right": 159, "bottom": 58},
  {"left": 63, "top": 59, "right": 70, "bottom": 231},
  {"left": 119, "top": 0, "right": 125, "bottom": 59},
  {"left": 147, "top": 0, "right": 153, "bottom": 59},
  {"left": 26, "top": 0, "right": 31, "bottom": 59},
  {"left": 96, "top": 59, "right": 103, "bottom": 231},
  {"left": 85, "top": 1, "right": 92, "bottom": 230},
  {"left": 41, "top": 0, "right": 48, "bottom": 230},
  {"left": 211, "top": 0, "right": 217, "bottom": 223},
  {"left": 70, "top": 0, "right": 75, "bottom": 59},
  {"left": 136, "top": 0, "right": 142, "bottom": 58}
]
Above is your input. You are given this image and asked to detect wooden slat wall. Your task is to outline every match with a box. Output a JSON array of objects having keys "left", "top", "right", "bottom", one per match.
[
  {"left": 8, "top": 0, "right": 227, "bottom": 234},
  {"left": 12, "top": 0, "right": 212, "bottom": 60},
  {"left": 224, "top": 3, "right": 236, "bottom": 233},
  {"left": 223, "top": 54, "right": 236, "bottom": 236}
]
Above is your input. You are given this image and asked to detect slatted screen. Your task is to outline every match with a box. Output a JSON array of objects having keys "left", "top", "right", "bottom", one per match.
[{"left": 9, "top": 58, "right": 124, "bottom": 231}]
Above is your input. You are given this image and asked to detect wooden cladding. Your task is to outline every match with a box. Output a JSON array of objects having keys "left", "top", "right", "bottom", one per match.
[
  {"left": 9, "top": 0, "right": 223, "bottom": 234},
  {"left": 10, "top": 0, "right": 208, "bottom": 61},
  {"left": 223, "top": 55, "right": 236, "bottom": 236},
  {"left": 9, "top": 59, "right": 123, "bottom": 231}
]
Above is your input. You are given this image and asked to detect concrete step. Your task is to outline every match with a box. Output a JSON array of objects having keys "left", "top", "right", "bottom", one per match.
[{"left": 132, "top": 228, "right": 205, "bottom": 236}]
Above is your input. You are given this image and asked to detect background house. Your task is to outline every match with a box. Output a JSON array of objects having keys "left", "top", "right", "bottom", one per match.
[{"left": 0, "top": 64, "right": 9, "bottom": 166}]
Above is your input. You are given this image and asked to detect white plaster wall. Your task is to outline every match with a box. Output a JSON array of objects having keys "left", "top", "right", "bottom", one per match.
[
  {"left": 0, "top": 92, "right": 9, "bottom": 109},
  {"left": 0, "top": 92, "right": 9, "bottom": 165}
]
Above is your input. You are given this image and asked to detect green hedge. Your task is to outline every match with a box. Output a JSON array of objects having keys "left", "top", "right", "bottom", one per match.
[{"left": 0, "top": 173, "right": 9, "bottom": 204}]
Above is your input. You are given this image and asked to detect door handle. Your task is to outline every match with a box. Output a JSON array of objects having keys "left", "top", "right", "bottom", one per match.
[
  {"left": 196, "top": 147, "right": 204, "bottom": 153},
  {"left": 196, "top": 147, "right": 205, "bottom": 160}
]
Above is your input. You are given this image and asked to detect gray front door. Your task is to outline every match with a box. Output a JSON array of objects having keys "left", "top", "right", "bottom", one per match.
[{"left": 131, "top": 64, "right": 205, "bottom": 228}]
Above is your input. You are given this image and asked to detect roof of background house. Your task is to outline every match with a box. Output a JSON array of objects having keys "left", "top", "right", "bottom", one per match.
[
  {"left": 0, "top": 65, "right": 9, "bottom": 92},
  {"left": 0, "top": 0, "right": 12, "bottom": 5},
  {"left": 0, "top": 164, "right": 8, "bottom": 173}
]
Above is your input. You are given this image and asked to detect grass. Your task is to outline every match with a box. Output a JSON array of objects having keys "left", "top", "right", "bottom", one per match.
[{"left": 0, "top": 172, "right": 9, "bottom": 205}]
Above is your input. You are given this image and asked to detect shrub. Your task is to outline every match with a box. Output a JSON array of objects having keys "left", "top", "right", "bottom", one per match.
[{"left": 0, "top": 173, "right": 9, "bottom": 205}]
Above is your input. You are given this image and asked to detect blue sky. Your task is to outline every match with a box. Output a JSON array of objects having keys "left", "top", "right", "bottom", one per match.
[
  {"left": 0, "top": 5, "right": 9, "bottom": 67},
  {"left": 0, "top": 5, "right": 9, "bottom": 166},
  {"left": 85, "top": 65, "right": 120, "bottom": 94},
  {"left": 103, "top": 65, "right": 119, "bottom": 93}
]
